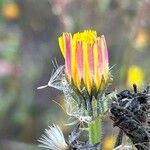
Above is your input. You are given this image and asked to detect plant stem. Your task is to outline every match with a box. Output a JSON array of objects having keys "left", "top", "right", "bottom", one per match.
[{"left": 88, "top": 116, "right": 102, "bottom": 149}]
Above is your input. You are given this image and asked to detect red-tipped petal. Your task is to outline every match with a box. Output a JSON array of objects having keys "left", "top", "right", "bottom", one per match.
[
  {"left": 65, "top": 33, "right": 72, "bottom": 77},
  {"left": 76, "top": 41, "right": 83, "bottom": 77}
]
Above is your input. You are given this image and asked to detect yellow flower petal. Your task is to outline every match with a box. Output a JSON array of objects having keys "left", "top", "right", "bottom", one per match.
[
  {"left": 71, "top": 42, "right": 81, "bottom": 90},
  {"left": 83, "top": 42, "right": 92, "bottom": 93},
  {"left": 58, "top": 33, "right": 66, "bottom": 58},
  {"left": 94, "top": 42, "right": 100, "bottom": 90}
]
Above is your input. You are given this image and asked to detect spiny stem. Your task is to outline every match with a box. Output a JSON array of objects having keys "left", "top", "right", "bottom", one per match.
[{"left": 88, "top": 116, "right": 102, "bottom": 149}]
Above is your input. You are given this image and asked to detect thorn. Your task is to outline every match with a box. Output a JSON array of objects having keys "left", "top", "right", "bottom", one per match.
[{"left": 133, "top": 84, "right": 137, "bottom": 93}]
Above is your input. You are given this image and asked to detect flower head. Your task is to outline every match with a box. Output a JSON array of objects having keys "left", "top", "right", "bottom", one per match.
[
  {"left": 38, "top": 124, "right": 68, "bottom": 150},
  {"left": 58, "top": 30, "right": 109, "bottom": 94},
  {"left": 2, "top": 2, "right": 20, "bottom": 20},
  {"left": 127, "top": 65, "right": 144, "bottom": 88}
]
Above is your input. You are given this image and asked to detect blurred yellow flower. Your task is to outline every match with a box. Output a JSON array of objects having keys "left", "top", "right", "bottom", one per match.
[
  {"left": 134, "top": 30, "right": 148, "bottom": 49},
  {"left": 102, "top": 135, "right": 115, "bottom": 150},
  {"left": 2, "top": 2, "right": 20, "bottom": 20},
  {"left": 127, "top": 65, "right": 144, "bottom": 88},
  {"left": 58, "top": 30, "right": 109, "bottom": 94}
]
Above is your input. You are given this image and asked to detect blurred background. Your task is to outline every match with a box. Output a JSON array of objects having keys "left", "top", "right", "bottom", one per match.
[{"left": 0, "top": 0, "right": 150, "bottom": 150}]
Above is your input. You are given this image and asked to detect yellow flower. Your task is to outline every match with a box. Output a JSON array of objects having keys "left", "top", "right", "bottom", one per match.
[
  {"left": 127, "top": 65, "right": 144, "bottom": 88},
  {"left": 134, "top": 30, "right": 148, "bottom": 49},
  {"left": 2, "top": 2, "right": 20, "bottom": 20},
  {"left": 58, "top": 30, "right": 109, "bottom": 94},
  {"left": 102, "top": 135, "right": 115, "bottom": 150}
]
